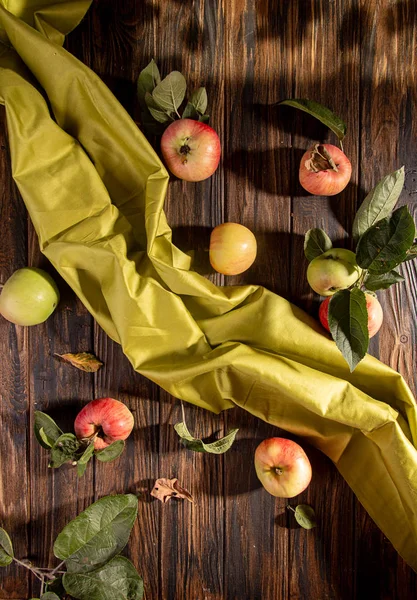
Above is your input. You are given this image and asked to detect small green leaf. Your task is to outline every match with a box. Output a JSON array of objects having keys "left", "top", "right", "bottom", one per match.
[
  {"left": 54, "top": 494, "right": 138, "bottom": 573},
  {"left": 328, "top": 288, "right": 369, "bottom": 372},
  {"left": 95, "top": 440, "right": 125, "bottom": 463},
  {"left": 356, "top": 206, "right": 416, "bottom": 274},
  {"left": 279, "top": 99, "right": 347, "bottom": 140},
  {"left": 364, "top": 270, "right": 405, "bottom": 291},
  {"left": 77, "top": 442, "right": 95, "bottom": 468},
  {"left": 152, "top": 71, "right": 186, "bottom": 114},
  {"left": 40, "top": 593, "right": 61, "bottom": 600},
  {"left": 137, "top": 59, "right": 161, "bottom": 108},
  {"left": 0, "top": 528, "right": 14, "bottom": 558},
  {"left": 352, "top": 167, "right": 405, "bottom": 240},
  {"left": 63, "top": 556, "right": 144, "bottom": 600},
  {"left": 189, "top": 87, "right": 208, "bottom": 114},
  {"left": 145, "top": 92, "right": 172, "bottom": 123},
  {"left": 404, "top": 243, "right": 417, "bottom": 262},
  {"left": 0, "top": 550, "right": 13, "bottom": 566},
  {"left": 304, "top": 229, "right": 333, "bottom": 262},
  {"left": 293, "top": 505, "right": 317, "bottom": 529},
  {"left": 77, "top": 461, "right": 88, "bottom": 477},
  {"left": 174, "top": 422, "right": 238, "bottom": 454},
  {"left": 55, "top": 352, "right": 103, "bottom": 373},
  {"left": 34, "top": 411, "right": 63, "bottom": 449},
  {"left": 140, "top": 112, "right": 167, "bottom": 136},
  {"left": 49, "top": 434, "right": 80, "bottom": 468},
  {"left": 182, "top": 102, "right": 199, "bottom": 120},
  {"left": 199, "top": 114, "right": 210, "bottom": 123}
]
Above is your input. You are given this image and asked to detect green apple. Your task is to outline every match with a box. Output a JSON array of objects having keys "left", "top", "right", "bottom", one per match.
[
  {"left": 307, "top": 248, "right": 361, "bottom": 296},
  {"left": 0, "top": 267, "right": 60, "bottom": 326}
]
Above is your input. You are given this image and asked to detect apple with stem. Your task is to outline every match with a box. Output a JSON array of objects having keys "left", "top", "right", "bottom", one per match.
[
  {"left": 319, "top": 292, "right": 384, "bottom": 338},
  {"left": 160, "top": 118, "right": 221, "bottom": 182},
  {"left": 74, "top": 398, "right": 134, "bottom": 450},
  {"left": 254, "top": 437, "right": 312, "bottom": 498},
  {"left": 307, "top": 248, "right": 362, "bottom": 296},
  {"left": 0, "top": 267, "right": 59, "bottom": 326}
]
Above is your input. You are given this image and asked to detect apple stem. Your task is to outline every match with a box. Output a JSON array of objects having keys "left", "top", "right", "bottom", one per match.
[{"left": 287, "top": 505, "right": 296, "bottom": 513}]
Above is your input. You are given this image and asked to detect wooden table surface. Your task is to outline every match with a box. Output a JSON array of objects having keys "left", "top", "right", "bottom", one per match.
[{"left": 1, "top": 1, "right": 417, "bottom": 599}]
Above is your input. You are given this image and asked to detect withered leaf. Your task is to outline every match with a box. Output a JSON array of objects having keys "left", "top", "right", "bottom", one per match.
[
  {"left": 150, "top": 478, "right": 194, "bottom": 504},
  {"left": 55, "top": 352, "right": 103, "bottom": 373}
]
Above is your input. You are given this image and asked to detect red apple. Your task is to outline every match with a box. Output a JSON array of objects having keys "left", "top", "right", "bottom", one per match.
[
  {"left": 209, "top": 222, "right": 257, "bottom": 275},
  {"left": 319, "top": 292, "right": 383, "bottom": 338},
  {"left": 160, "top": 118, "right": 221, "bottom": 182},
  {"left": 254, "top": 437, "right": 312, "bottom": 498},
  {"left": 74, "top": 398, "right": 134, "bottom": 450},
  {"left": 299, "top": 143, "right": 352, "bottom": 196}
]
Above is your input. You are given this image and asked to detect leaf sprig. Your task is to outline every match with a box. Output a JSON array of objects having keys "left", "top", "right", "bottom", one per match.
[
  {"left": 304, "top": 167, "right": 417, "bottom": 371},
  {"left": 0, "top": 495, "right": 143, "bottom": 599},
  {"left": 34, "top": 411, "right": 125, "bottom": 477},
  {"left": 137, "top": 59, "right": 209, "bottom": 135}
]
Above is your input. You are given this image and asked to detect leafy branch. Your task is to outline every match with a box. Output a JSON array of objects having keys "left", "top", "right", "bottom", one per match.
[
  {"left": 137, "top": 59, "right": 210, "bottom": 135},
  {"left": 0, "top": 495, "right": 143, "bottom": 600},
  {"left": 304, "top": 167, "right": 417, "bottom": 371}
]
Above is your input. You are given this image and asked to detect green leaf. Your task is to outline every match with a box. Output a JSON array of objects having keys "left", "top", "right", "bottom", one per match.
[
  {"left": 77, "top": 461, "right": 88, "bottom": 477},
  {"left": 152, "top": 71, "right": 186, "bottom": 114},
  {"left": 304, "top": 229, "right": 333, "bottom": 262},
  {"left": 279, "top": 98, "right": 347, "bottom": 141},
  {"left": 352, "top": 167, "right": 405, "bottom": 240},
  {"left": 404, "top": 243, "right": 417, "bottom": 262},
  {"left": 137, "top": 59, "right": 161, "bottom": 108},
  {"left": 78, "top": 442, "right": 95, "bottom": 465},
  {"left": 40, "top": 593, "right": 61, "bottom": 600},
  {"left": 293, "top": 505, "right": 317, "bottom": 529},
  {"left": 328, "top": 288, "right": 369, "bottom": 372},
  {"left": 356, "top": 206, "right": 416, "bottom": 274},
  {"left": 45, "top": 576, "right": 65, "bottom": 596},
  {"left": 199, "top": 114, "right": 210, "bottom": 123},
  {"left": 140, "top": 112, "right": 167, "bottom": 136},
  {"left": 95, "top": 440, "right": 125, "bottom": 462},
  {"left": 0, "top": 528, "right": 13, "bottom": 558},
  {"left": 189, "top": 87, "right": 208, "bottom": 114},
  {"left": 0, "top": 549, "right": 13, "bottom": 567},
  {"left": 63, "top": 556, "right": 144, "bottom": 600},
  {"left": 55, "top": 352, "right": 103, "bottom": 373},
  {"left": 49, "top": 434, "right": 80, "bottom": 468},
  {"left": 364, "top": 270, "right": 405, "bottom": 291},
  {"left": 34, "top": 411, "right": 63, "bottom": 449},
  {"left": 182, "top": 102, "right": 199, "bottom": 120},
  {"left": 174, "top": 422, "right": 238, "bottom": 454},
  {"left": 54, "top": 494, "right": 138, "bottom": 573},
  {"left": 145, "top": 92, "right": 172, "bottom": 123}
]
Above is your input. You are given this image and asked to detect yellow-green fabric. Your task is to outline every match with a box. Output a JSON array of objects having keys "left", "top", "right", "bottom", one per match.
[{"left": 1, "top": 2, "right": 417, "bottom": 570}]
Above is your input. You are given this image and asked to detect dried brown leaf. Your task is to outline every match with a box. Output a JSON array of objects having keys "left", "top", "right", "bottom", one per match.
[
  {"left": 150, "top": 478, "right": 194, "bottom": 503},
  {"left": 55, "top": 352, "right": 103, "bottom": 373}
]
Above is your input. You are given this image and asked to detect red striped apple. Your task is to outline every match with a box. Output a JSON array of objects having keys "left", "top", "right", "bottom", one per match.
[
  {"left": 160, "top": 118, "right": 221, "bottom": 182},
  {"left": 74, "top": 398, "right": 134, "bottom": 450},
  {"left": 319, "top": 292, "right": 384, "bottom": 338},
  {"left": 254, "top": 437, "right": 312, "bottom": 498},
  {"left": 299, "top": 143, "right": 352, "bottom": 196}
]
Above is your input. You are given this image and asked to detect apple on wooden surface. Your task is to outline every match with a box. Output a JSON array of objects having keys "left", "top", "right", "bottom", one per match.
[
  {"left": 319, "top": 292, "right": 384, "bottom": 338},
  {"left": 299, "top": 143, "right": 352, "bottom": 196},
  {"left": 0, "top": 267, "right": 60, "bottom": 326},
  {"left": 160, "top": 118, "right": 221, "bottom": 182},
  {"left": 74, "top": 398, "right": 134, "bottom": 450},
  {"left": 209, "top": 222, "right": 257, "bottom": 275},
  {"left": 254, "top": 437, "right": 312, "bottom": 498},
  {"left": 307, "top": 248, "right": 362, "bottom": 296}
]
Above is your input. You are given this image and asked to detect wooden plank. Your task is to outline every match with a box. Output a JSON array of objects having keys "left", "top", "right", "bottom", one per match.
[
  {"left": 289, "top": 1, "right": 360, "bottom": 598},
  {"left": 222, "top": 1, "right": 293, "bottom": 598},
  {"left": 355, "top": 1, "right": 417, "bottom": 596},
  {"left": 154, "top": 0, "right": 227, "bottom": 598},
  {"left": 0, "top": 114, "right": 30, "bottom": 599}
]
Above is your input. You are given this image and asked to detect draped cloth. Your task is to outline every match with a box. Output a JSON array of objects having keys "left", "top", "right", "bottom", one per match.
[{"left": 1, "top": 1, "right": 416, "bottom": 570}]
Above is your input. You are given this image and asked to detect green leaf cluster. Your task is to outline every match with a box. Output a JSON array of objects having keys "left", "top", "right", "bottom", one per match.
[
  {"left": 1, "top": 495, "right": 143, "bottom": 600},
  {"left": 304, "top": 167, "right": 417, "bottom": 371},
  {"left": 137, "top": 60, "right": 210, "bottom": 135},
  {"left": 34, "top": 411, "right": 125, "bottom": 477}
]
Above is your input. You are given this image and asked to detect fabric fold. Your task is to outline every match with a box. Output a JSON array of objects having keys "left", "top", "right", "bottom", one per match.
[{"left": 1, "top": 2, "right": 417, "bottom": 571}]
